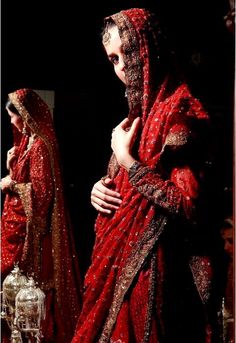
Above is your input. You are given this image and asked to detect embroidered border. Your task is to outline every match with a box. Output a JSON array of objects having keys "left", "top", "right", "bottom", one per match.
[{"left": 99, "top": 215, "right": 167, "bottom": 342}]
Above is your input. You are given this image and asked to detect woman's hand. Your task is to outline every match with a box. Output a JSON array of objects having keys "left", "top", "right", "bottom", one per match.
[
  {"left": 0, "top": 175, "right": 16, "bottom": 193},
  {"left": 6, "top": 146, "right": 17, "bottom": 174},
  {"left": 91, "top": 177, "right": 122, "bottom": 214},
  {"left": 111, "top": 117, "right": 141, "bottom": 171}
]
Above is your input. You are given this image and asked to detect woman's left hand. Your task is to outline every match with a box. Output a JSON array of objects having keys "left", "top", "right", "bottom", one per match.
[
  {"left": 0, "top": 175, "right": 15, "bottom": 193},
  {"left": 111, "top": 117, "right": 141, "bottom": 171}
]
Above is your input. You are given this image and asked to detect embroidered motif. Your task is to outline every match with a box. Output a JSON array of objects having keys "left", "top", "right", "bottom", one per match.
[
  {"left": 189, "top": 255, "right": 212, "bottom": 304},
  {"left": 99, "top": 216, "right": 167, "bottom": 342}
]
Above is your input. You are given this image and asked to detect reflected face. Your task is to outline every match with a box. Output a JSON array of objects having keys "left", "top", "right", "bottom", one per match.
[
  {"left": 221, "top": 227, "right": 234, "bottom": 259},
  {"left": 103, "top": 25, "right": 126, "bottom": 85},
  {"left": 7, "top": 108, "right": 24, "bottom": 132}
]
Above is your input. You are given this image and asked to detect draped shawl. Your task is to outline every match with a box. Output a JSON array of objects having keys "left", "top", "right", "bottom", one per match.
[
  {"left": 1, "top": 88, "right": 82, "bottom": 342},
  {"left": 72, "top": 8, "right": 215, "bottom": 343}
]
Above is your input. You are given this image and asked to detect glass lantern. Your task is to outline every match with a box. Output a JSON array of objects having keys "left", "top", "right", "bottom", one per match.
[
  {"left": 1, "top": 264, "right": 28, "bottom": 330},
  {"left": 15, "top": 276, "right": 46, "bottom": 342}
]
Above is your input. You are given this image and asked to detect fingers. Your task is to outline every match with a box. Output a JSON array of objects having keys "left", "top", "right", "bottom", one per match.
[
  {"left": 91, "top": 196, "right": 120, "bottom": 214},
  {"left": 91, "top": 179, "right": 122, "bottom": 214},
  {"left": 7, "top": 149, "right": 17, "bottom": 170},
  {"left": 7, "top": 146, "right": 16, "bottom": 156},
  {"left": 91, "top": 195, "right": 121, "bottom": 214},
  {"left": 94, "top": 179, "right": 121, "bottom": 197},
  {"left": 8, "top": 146, "right": 15, "bottom": 153},
  {"left": 129, "top": 117, "right": 141, "bottom": 137},
  {"left": 119, "top": 117, "right": 130, "bottom": 130},
  {"left": 8, "top": 153, "right": 16, "bottom": 161},
  {"left": 1, "top": 175, "right": 12, "bottom": 193},
  {"left": 114, "top": 117, "right": 141, "bottom": 133},
  {"left": 7, "top": 147, "right": 16, "bottom": 160},
  {"left": 101, "top": 176, "right": 113, "bottom": 187},
  {"left": 91, "top": 187, "right": 121, "bottom": 206}
]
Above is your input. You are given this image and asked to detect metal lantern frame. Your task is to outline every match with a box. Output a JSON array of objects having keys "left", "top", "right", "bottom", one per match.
[{"left": 1, "top": 264, "right": 46, "bottom": 343}]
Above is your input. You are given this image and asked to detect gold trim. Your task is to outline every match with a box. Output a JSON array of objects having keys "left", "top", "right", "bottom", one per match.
[{"left": 99, "top": 216, "right": 167, "bottom": 342}]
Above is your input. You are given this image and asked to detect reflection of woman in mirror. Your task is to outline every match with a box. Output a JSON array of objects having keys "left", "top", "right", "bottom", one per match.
[
  {"left": 1, "top": 88, "right": 82, "bottom": 342},
  {"left": 220, "top": 216, "right": 234, "bottom": 343}
]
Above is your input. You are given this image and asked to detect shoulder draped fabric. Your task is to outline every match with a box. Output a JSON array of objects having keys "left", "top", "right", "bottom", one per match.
[
  {"left": 1, "top": 88, "right": 82, "bottom": 342},
  {"left": 72, "top": 8, "right": 218, "bottom": 343}
]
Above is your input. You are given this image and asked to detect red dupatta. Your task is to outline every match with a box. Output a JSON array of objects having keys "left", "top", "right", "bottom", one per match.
[
  {"left": 7, "top": 88, "right": 82, "bottom": 340},
  {"left": 73, "top": 9, "right": 213, "bottom": 342}
]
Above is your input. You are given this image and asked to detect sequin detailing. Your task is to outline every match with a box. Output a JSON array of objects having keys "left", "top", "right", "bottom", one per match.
[
  {"left": 189, "top": 256, "right": 212, "bottom": 304},
  {"left": 2, "top": 89, "right": 82, "bottom": 342},
  {"left": 99, "top": 216, "right": 167, "bottom": 342},
  {"left": 164, "top": 129, "right": 189, "bottom": 146},
  {"left": 72, "top": 8, "right": 213, "bottom": 343},
  {"left": 14, "top": 182, "right": 33, "bottom": 219}
]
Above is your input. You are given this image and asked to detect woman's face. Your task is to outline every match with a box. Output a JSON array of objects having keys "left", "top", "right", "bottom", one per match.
[
  {"left": 7, "top": 108, "right": 24, "bottom": 132},
  {"left": 103, "top": 25, "right": 126, "bottom": 85},
  {"left": 221, "top": 227, "right": 234, "bottom": 259}
]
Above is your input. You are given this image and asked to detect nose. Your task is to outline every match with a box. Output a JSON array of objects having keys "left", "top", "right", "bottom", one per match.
[
  {"left": 119, "top": 60, "right": 125, "bottom": 72},
  {"left": 225, "top": 241, "right": 231, "bottom": 252}
]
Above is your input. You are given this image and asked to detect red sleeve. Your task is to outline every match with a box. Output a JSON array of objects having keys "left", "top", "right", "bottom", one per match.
[
  {"left": 129, "top": 162, "right": 200, "bottom": 220},
  {"left": 128, "top": 92, "right": 208, "bottom": 221},
  {"left": 29, "top": 139, "right": 54, "bottom": 217}
]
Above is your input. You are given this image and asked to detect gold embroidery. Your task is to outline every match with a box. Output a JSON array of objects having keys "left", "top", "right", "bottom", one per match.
[
  {"left": 99, "top": 216, "right": 167, "bottom": 342},
  {"left": 164, "top": 130, "right": 189, "bottom": 146},
  {"left": 111, "top": 12, "right": 142, "bottom": 120},
  {"left": 189, "top": 256, "right": 211, "bottom": 304},
  {"left": 142, "top": 253, "right": 157, "bottom": 343},
  {"left": 102, "top": 29, "right": 111, "bottom": 45},
  {"left": 14, "top": 182, "right": 33, "bottom": 219}
]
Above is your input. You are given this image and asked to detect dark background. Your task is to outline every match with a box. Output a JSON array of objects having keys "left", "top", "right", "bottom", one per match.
[{"left": 2, "top": 0, "right": 234, "bottom": 277}]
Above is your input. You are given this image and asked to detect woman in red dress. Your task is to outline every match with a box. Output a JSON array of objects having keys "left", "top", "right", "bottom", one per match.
[
  {"left": 72, "top": 8, "right": 220, "bottom": 343},
  {"left": 1, "top": 88, "right": 82, "bottom": 342}
]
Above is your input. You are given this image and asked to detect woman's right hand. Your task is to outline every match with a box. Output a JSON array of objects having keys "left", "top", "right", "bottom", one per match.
[
  {"left": 91, "top": 177, "right": 122, "bottom": 214},
  {"left": 6, "top": 146, "right": 17, "bottom": 173}
]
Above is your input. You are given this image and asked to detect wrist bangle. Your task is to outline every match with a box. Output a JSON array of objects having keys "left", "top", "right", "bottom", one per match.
[{"left": 128, "top": 161, "right": 141, "bottom": 177}]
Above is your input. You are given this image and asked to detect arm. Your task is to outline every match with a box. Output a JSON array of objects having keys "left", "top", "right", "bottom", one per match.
[
  {"left": 112, "top": 117, "right": 202, "bottom": 220},
  {"left": 128, "top": 161, "right": 199, "bottom": 219},
  {"left": 29, "top": 139, "right": 54, "bottom": 218},
  {"left": 0, "top": 146, "right": 19, "bottom": 191},
  {"left": 1, "top": 140, "right": 54, "bottom": 224},
  {"left": 4, "top": 139, "right": 55, "bottom": 220},
  {"left": 90, "top": 117, "right": 139, "bottom": 214}
]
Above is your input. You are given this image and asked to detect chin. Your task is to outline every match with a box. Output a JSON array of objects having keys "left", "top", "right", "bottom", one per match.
[{"left": 117, "top": 75, "right": 126, "bottom": 85}]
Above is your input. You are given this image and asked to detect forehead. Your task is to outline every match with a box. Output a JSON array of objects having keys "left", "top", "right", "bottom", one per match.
[{"left": 103, "top": 26, "right": 122, "bottom": 54}]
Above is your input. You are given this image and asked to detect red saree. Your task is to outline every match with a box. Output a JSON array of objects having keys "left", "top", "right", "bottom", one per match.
[
  {"left": 72, "top": 9, "right": 218, "bottom": 343},
  {"left": 1, "top": 89, "right": 82, "bottom": 342}
]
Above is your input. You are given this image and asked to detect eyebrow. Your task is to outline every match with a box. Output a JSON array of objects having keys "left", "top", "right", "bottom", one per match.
[{"left": 108, "top": 52, "right": 117, "bottom": 58}]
